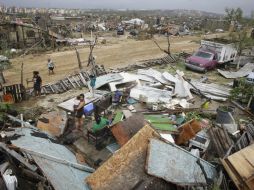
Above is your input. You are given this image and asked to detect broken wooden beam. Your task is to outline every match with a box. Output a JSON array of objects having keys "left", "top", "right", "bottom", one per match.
[{"left": 0, "top": 143, "right": 38, "bottom": 172}]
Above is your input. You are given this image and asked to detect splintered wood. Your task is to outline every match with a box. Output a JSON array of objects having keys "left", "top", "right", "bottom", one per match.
[
  {"left": 86, "top": 125, "right": 160, "bottom": 190},
  {"left": 221, "top": 143, "right": 254, "bottom": 190}
]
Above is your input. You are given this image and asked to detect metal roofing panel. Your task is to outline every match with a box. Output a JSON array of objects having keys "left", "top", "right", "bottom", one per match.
[
  {"left": 217, "top": 63, "right": 254, "bottom": 79},
  {"left": 130, "top": 86, "right": 172, "bottom": 103},
  {"left": 10, "top": 128, "right": 92, "bottom": 190},
  {"left": 92, "top": 73, "right": 123, "bottom": 89},
  {"left": 138, "top": 69, "right": 169, "bottom": 84},
  {"left": 146, "top": 139, "right": 217, "bottom": 186}
]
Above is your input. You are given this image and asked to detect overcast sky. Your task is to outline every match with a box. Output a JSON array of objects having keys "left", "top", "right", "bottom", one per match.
[{"left": 0, "top": 0, "right": 253, "bottom": 15}]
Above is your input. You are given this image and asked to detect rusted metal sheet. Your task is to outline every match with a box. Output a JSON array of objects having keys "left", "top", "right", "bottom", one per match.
[
  {"left": 146, "top": 139, "right": 217, "bottom": 186},
  {"left": 37, "top": 111, "right": 67, "bottom": 137},
  {"left": 110, "top": 114, "right": 147, "bottom": 146},
  {"left": 86, "top": 125, "right": 166, "bottom": 190}
]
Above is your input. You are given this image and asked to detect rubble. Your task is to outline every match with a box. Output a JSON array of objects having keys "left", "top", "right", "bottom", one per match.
[{"left": 0, "top": 8, "right": 254, "bottom": 190}]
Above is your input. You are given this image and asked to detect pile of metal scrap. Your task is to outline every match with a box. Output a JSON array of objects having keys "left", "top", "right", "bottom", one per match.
[
  {"left": 0, "top": 126, "right": 94, "bottom": 190},
  {"left": 190, "top": 81, "right": 231, "bottom": 101}
]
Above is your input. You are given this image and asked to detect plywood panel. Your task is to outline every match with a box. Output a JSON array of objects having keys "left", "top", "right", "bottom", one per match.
[{"left": 86, "top": 125, "right": 160, "bottom": 190}]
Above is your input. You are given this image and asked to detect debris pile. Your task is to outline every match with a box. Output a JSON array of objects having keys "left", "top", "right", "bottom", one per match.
[{"left": 1, "top": 52, "right": 254, "bottom": 190}]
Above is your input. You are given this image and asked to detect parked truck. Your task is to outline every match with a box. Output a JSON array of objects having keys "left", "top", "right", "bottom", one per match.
[{"left": 185, "top": 39, "right": 238, "bottom": 72}]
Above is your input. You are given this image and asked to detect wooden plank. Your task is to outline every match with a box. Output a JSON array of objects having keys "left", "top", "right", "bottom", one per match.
[
  {"left": 72, "top": 76, "right": 81, "bottom": 87},
  {"left": 208, "top": 128, "right": 224, "bottom": 157},
  {"left": 0, "top": 142, "right": 38, "bottom": 171},
  {"left": 228, "top": 149, "right": 254, "bottom": 180},
  {"left": 67, "top": 77, "right": 76, "bottom": 88},
  {"left": 175, "top": 119, "right": 202, "bottom": 145},
  {"left": 79, "top": 73, "right": 87, "bottom": 86},
  {"left": 220, "top": 159, "right": 242, "bottom": 190}
]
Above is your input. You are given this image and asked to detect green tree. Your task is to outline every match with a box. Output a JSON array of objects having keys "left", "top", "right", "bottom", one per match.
[{"left": 225, "top": 7, "right": 243, "bottom": 24}]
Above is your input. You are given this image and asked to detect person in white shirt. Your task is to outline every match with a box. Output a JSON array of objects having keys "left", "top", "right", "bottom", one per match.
[{"left": 47, "top": 58, "right": 55, "bottom": 75}]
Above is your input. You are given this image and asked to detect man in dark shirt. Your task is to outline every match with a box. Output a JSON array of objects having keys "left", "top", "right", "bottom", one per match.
[{"left": 33, "top": 71, "right": 42, "bottom": 96}]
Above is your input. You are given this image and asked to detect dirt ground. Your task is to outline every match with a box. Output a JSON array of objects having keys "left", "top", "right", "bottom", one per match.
[{"left": 4, "top": 32, "right": 226, "bottom": 86}]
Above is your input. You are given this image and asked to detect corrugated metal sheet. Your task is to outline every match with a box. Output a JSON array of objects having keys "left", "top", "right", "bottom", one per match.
[
  {"left": 138, "top": 69, "right": 169, "bottom": 84},
  {"left": 217, "top": 63, "right": 254, "bottom": 79},
  {"left": 146, "top": 139, "right": 217, "bottom": 186},
  {"left": 109, "top": 72, "right": 140, "bottom": 92},
  {"left": 9, "top": 128, "right": 92, "bottom": 190},
  {"left": 191, "top": 81, "right": 231, "bottom": 101},
  {"left": 93, "top": 73, "right": 123, "bottom": 89},
  {"left": 130, "top": 86, "right": 172, "bottom": 103},
  {"left": 162, "top": 72, "right": 178, "bottom": 83}
]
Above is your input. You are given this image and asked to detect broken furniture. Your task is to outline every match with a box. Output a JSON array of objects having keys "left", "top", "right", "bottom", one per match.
[
  {"left": 175, "top": 119, "right": 208, "bottom": 145},
  {"left": 87, "top": 127, "right": 111, "bottom": 147},
  {"left": 221, "top": 143, "right": 254, "bottom": 190},
  {"left": 189, "top": 130, "right": 210, "bottom": 153}
]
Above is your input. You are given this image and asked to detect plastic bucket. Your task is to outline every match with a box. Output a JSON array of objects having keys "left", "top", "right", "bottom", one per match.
[{"left": 216, "top": 106, "right": 235, "bottom": 124}]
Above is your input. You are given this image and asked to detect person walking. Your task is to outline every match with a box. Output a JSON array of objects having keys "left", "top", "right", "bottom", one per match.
[
  {"left": 33, "top": 71, "right": 42, "bottom": 96},
  {"left": 47, "top": 58, "right": 55, "bottom": 75},
  {"left": 89, "top": 75, "right": 96, "bottom": 98}
]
